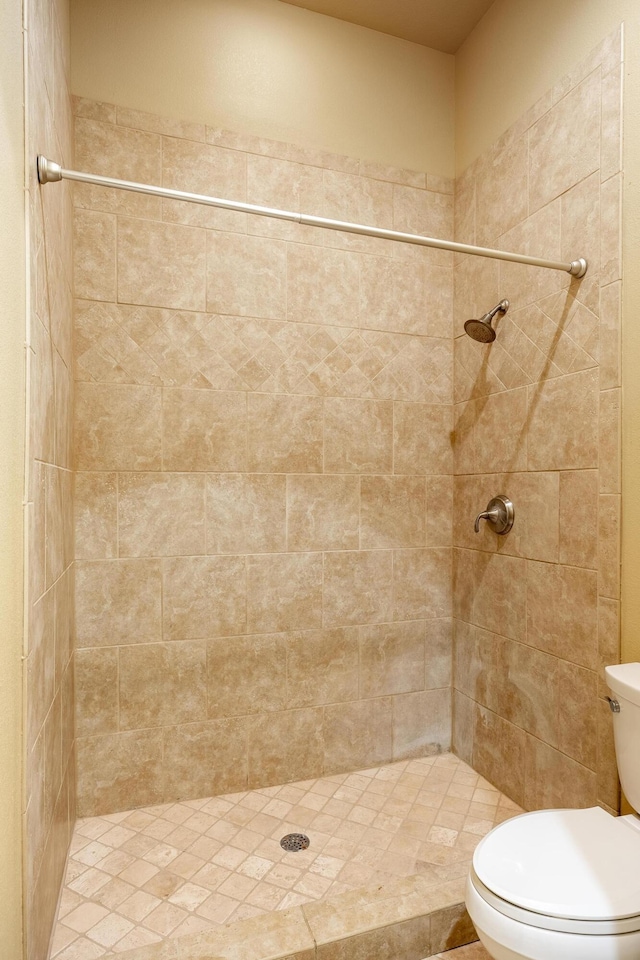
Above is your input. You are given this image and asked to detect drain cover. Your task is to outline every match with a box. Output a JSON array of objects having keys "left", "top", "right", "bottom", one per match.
[{"left": 280, "top": 833, "right": 310, "bottom": 852}]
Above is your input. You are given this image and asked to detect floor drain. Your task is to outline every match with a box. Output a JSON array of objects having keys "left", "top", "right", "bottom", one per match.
[{"left": 280, "top": 833, "right": 310, "bottom": 852}]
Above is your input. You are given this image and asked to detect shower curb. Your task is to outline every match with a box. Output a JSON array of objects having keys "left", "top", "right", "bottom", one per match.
[{"left": 102, "top": 875, "right": 475, "bottom": 960}]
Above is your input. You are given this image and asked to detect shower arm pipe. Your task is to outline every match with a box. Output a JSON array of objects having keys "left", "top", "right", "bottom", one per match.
[{"left": 36, "top": 156, "right": 588, "bottom": 278}]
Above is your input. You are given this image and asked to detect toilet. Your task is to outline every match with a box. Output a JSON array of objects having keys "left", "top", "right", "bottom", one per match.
[{"left": 465, "top": 662, "right": 640, "bottom": 960}]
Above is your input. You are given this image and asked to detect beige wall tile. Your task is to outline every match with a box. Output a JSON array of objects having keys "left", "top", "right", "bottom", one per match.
[
  {"left": 392, "top": 549, "right": 452, "bottom": 623},
  {"left": 162, "top": 136, "right": 246, "bottom": 228},
  {"left": 324, "top": 171, "right": 394, "bottom": 230},
  {"left": 474, "top": 389, "right": 528, "bottom": 474},
  {"left": 75, "top": 559, "right": 162, "bottom": 646},
  {"left": 207, "top": 474, "right": 286, "bottom": 554},
  {"left": 118, "top": 217, "right": 206, "bottom": 311},
  {"left": 393, "top": 689, "right": 451, "bottom": 761},
  {"left": 559, "top": 470, "right": 598, "bottom": 568},
  {"left": 287, "top": 245, "right": 359, "bottom": 327},
  {"left": 162, "top": 133, "right": 245, "bottom": 203},
  {"left": 286, "top": 628, "right": 359, "bottom": 708},
  {"left": 498, "top": 200, "right": 566, "bottom": 309},
  {"left": 162, "top": 719, "right": 249, "bottom": 802},
  {"left": 248, "top": 394, "right": 323, "bottom": 473},
  {"left": 74, "top": 118, "right": 163, "bottom": 218},
  {"left": 359, "top": 621, "right": 425, "bottom": 698},
  {"left": 324, "top": 551, "right": 393, "bottom": 627},
  {"left": 73, "top": 96, "right": 116, "bottom": 122},
  {"left": 75, "top": 648, "right": 118, "bottom": 737},
  {"left": 162, "top": 556, "right": 246, "bottom": 640},
  {"left": 427, "top": 476, "right": 453, "bottom": 548},
  {"left": 74, "top": 209, "right": 116, "bottom": 301},
  {"left": 393, "top": 403, "right": 452, "bottom": 477},
  {"left": 323, "top": 699, "right": 393, "bottom": 774},
  {"left": 76, "top": 730, "right": 163, "bottom": 816},
  {"left": 247, "top": 153, "right": 324, "bottom": 212},
  {"left": 246, "top": 553, "right": 323, "bottom": 633},
  {"left": 425, "top": 620, "right": 452, "bottom": 690},
  {"left": 527, "top": 561, "right": 597, "bottom": 668},
  {"left": 75, "top": 383, "right": 162, "bottom": 471},
  {"left": 560, "top": 172, "right": 601, "bottom": 276},
  {"left": 600, "top": 281, "right": 621, "bottom": 390},
  {"left": 528, "top": 70, "right": 601, "bottom": 212},
  {"left": 324, "top": 398, "right": 392, "bottom": 474},
  {"left": 119, "top": 473, "right": 206, "bottom": 557},
  {"left": 29, "top": 315, "right": 56, "bottom": 466},
  {"left": 207, "top": 233, "right": 286, "bottom": 319},
  {"left": 394, "top": 184, "right": 452, "bottom": 248},
  {"left": 207, "top": 634, "right": 287, "bottom": 718},
  {"left": 74, "top": 473, "right": 117, "bottom": 560},
  {"left": 473, "top": 705, "right": 525, "bottom": 807},
  {"left": 600, "top": 173, "right": 622, "bottom": 285},
  {"left": 163, "top": 388, "right": 247, "bottom": 472},
  {"left": 473, "top": 552, "right": 526, "bottom": 641},
  {"left": 118, "top": 105, "right": 205, "bottom": 140},
  {"left": 599, "top": 388, "right": 621, "bottom": 494},
  {"left": 361, "top": 476, "right": 426, "bottom": 549},
  {"left": 598, "top": 598, "right": 620, "bottom": 698},
  {"left": 527, "top": 369, "right": 598, "bottom": 471},
  {"left": 119, "top": 642, "right": 206, "bottom": 730},
  {"left": 601, "top": 65, "right": 623, "bottom": 183},
  {"left": 503, "top": 639, "right": 558, "bottom": 746},
  {"left": 599, "top": 494, "right": 621, "bottom": 600},
  {"left": 556, "top": 661, "right": 597, "bottom": 769},
  {"left": 248, "top": 708, "right": 324, "bottom": 787},
  {"left": 495, "top": 472, "right": 558, "bottom": 564},
  {"left": 524, "top": 735, "right": 597, "bottom": 811},
  {"left": 287, "top": 475, "right": 359, "bottom": 551},
  {"left": 452, "top": 689, "right": 475, "bottom": 766},
  {"left": 475, "top": 134, "right": 528, "bottom": 246},
  {"left": 360, "top": 256, "right": 427, "bottom": 336}
]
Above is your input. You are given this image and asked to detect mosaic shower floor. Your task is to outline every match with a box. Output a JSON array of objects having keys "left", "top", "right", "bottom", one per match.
[{"left": 49, "top": 753, "right": 520, "bottom": 959}]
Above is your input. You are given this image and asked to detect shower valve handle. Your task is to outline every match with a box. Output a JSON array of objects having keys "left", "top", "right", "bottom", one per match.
[{"left": 474, "top": 495, "right": 514, "bottom": 535}]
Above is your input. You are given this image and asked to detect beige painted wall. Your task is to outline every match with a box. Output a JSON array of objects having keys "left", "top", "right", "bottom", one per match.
[
  {"left": 457, "top": 0, "right": 640, "bottom": 664},
  {"left": 69, "top": 0, "right": 455, "bottom": 176},
  {"left": 0, "top": 0, "right": 26, "bottom": 955}
]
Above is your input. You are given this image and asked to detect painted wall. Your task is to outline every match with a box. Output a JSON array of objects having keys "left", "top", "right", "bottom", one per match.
[
  {"left": 71, "top": 98, "right": 454, "bottom": 815},
  {"left": 452, "top": 31, "right": 622, "bottom": 813},
  {"left": 0, "top": 0, "right": 26, "bottom": 955},
  {"left": 24, "top": 0, "right": 76, "bottom": 956},
  {"left": 456, "top": 0, "right": 640, "bottom": 665},
  {"left": 69, "top": 0, "right": 455, "bottom": 177}
]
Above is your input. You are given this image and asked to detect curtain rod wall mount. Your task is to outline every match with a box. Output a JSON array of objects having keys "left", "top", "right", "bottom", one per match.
[{"left": 36, "top": 155, "right": 588, "bottom": 279}]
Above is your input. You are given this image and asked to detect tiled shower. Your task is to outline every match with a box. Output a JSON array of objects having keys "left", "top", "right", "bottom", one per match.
[{"left": 25, "top": 3, "right": 622, "bottom": 958}]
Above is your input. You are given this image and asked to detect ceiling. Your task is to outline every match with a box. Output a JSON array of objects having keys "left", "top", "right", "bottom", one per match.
[{"left": 278, "top": 0, "right": 496, "bottom": 53}]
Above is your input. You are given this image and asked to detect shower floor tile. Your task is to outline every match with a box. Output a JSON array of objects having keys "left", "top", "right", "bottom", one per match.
[{"left": 49, "top": 753, "right": 520, "bottom": 959}]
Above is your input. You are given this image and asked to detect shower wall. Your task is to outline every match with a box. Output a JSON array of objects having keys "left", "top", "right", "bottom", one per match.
[
  {"left": 25, "top": 0, "right": 75, "bottom": 956},
  {"left": 452, "top": 30, "right": 622, "bottom": 813},
  {"left": 72, "top": 98, "right": 454, "bottom": 816}
]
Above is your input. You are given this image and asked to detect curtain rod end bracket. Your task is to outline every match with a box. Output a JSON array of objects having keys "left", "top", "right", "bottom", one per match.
[
  {"left": 37, "top": 156, "right": 62, "bottom": 184},
  {"left": 569, "top": 258, "right": 588, "bottom": 278}
]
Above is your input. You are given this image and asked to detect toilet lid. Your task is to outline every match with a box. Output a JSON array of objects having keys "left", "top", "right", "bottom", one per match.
[{"left": 473, "top": 807, "right": 640, "bottom": 921}]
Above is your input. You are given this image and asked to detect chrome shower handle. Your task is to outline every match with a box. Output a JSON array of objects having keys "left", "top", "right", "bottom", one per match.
[
  {"left": 474, "top": 495, "right": 515, "bottom": 535},
  {"left": 474, "top": 508, "right": 499, "bottom": 533}
]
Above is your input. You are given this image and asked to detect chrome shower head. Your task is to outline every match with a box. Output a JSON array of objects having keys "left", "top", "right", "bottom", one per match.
[{"left": 464, "top": 299, "right": 509, "bottom": 343}]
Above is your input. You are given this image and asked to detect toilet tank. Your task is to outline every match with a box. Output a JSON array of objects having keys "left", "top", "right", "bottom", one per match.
[{"left": 605, "top": 663, "right": 640, "bottom": 813}]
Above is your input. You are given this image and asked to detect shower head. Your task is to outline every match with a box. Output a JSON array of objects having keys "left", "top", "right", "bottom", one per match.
[{"left": 464, "top": 299, "right": 509, "bottom": 343}]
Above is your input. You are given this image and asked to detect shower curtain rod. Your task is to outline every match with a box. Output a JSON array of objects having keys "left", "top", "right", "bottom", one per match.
[{"left": 37, "top": 156, "right": 588, "bottom": 278}]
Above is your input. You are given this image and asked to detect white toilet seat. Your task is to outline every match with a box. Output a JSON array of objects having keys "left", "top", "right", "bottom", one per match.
[{"left": 472, "top": 806, "right": 640, "bottom": 926}]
